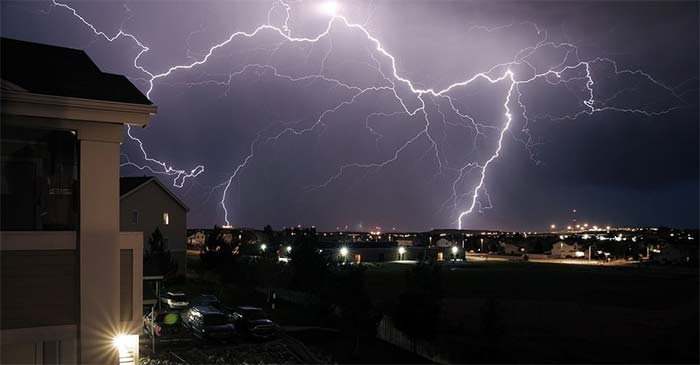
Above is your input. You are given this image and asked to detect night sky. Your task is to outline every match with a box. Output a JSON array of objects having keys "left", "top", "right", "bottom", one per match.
[{"left": 2, "top": 1, "right": 698, "bottom": 231}]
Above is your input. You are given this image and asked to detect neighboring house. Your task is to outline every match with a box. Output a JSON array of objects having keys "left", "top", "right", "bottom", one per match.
[
  {"left": 435, "top": 237, "right": 453, "bottom": 247},
  {"left": 502, "top": 242, "right": 525, "bottom": 255},
  {"left": 1, "top": 37, "right": 155, "bottom": 364},
  {"left": 551, "top": 241, "right": 580, "bottom": 258},
  {"left": 120, "top": 176, "right": 189, "bottom": 276},
  {"left": 652, "top": 243, "right": 699, "bottom": 264}
]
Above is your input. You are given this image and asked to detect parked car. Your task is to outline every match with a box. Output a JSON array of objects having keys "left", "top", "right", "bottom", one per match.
[
  {"left": 143, "top": 310, "right": 186, "bottom": 338},
  {"left": 223, "top": 306, "right": 279, "bottom": 339},
  {"left": 183, "top": 306, "right": 236, "bottom": 341},
  {"left": 161, "top": 292, "right": 189, "bottom": 310},
  {"left": 189, "top": 294, "right": 220, "bottom": 308}
]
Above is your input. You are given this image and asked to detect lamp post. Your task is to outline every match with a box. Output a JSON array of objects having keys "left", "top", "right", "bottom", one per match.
[
  {"left": 398, "top": 246, "right": 406, "bottom": 260},
  {"left": 451, "top": 246, "right": 458, "bottom": 261}
]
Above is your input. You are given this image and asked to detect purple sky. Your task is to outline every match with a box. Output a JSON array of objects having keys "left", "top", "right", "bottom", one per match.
[{"left": 2, "top": 1, "right": 698, "bottom": 231}]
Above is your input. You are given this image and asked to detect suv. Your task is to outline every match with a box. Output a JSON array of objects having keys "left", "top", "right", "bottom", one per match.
[
  {"left": 189, "top": 294, "right": 220, "bottom": 308},
  {"left": 183, "top": 306, "right": 236, "bottom": 341},
  {"left": 161, "top": 292, "right": 189, "bottom": 310},
  {"left": 224, "top": 306, "right": 279, "bottom": 339}
]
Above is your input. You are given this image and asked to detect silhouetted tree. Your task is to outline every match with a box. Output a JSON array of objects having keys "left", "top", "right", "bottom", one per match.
[
  {"left": 289, "top": 233, "right": 327, "bottom": 294},
  {"left": 324, "top": 266, "right": 380, "bottom": 354},
  {"left": 394, "top": 263, "right": 443, "bottom": 349},
  {"left": 145, "top": 227, "right": 178, "bottom": 277}
]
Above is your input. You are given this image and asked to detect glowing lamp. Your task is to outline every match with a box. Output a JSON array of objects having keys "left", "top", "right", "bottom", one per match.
[
  {"left": 398, "top": 247, "right": 406, "bottom": 255},
  {"left": 340, "top": 246, "right": 348, "bottom": 257}
]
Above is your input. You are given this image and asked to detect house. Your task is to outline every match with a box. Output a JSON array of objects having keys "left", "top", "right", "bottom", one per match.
[
  {"left": 652, "top": 243, "right": 699, "bottom": 265},
  {"left": 120, "top": 176, "right": 189, "bottom": 276},
  {"left": 551, "top": 241, "right": 581, "bottom": 258},
  {"left": 435, "top": 237, "right": 453, "bottom": 248},
  {"left": 1, "top": 38, "right": 156, "bottom": 364},
  {"left": 501, "top": 242, "right": 525, "bottom": 255}
]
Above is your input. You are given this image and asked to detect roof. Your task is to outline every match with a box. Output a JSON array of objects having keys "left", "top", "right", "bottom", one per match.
[
  {"left": 120, "top": 176, "right": 190, "bottom": 212},
  {"left": 1, "top": 37, "right": 152, "bottom": 105}
]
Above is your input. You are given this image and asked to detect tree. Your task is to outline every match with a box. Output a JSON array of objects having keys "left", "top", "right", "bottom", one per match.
[
  {"left": 145, "top": 227, "right": 178, "bottom": 277},
  {"left": 393, "top": 263, "right": 443, "bottom": 348},
  {"left": 200, "top": 225, "right": 238, "bottom": 281},
  {"left": 323, "top": 266, "right": 380, "bottom": 354},
  {"left": 289, "top": 233, "right": 328, "bottom": 294}
]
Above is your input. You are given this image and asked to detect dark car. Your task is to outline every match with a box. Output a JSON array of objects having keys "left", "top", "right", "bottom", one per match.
[
  {"left": 224, "top": 306, "right": 279, "bottom": 339},
  {"left": 189, "top": 294, "right": 221, "bottom": 308},
  {"left": 183, "top": 306, "right": 236, "bottom": 342},
  {"left": 144, "top": 310, "right": 186, "bottom": 338}
]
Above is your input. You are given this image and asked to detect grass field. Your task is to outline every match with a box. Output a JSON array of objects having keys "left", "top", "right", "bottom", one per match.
[{"left": 363, "top": 261, "right": 699, "bottom": 363}]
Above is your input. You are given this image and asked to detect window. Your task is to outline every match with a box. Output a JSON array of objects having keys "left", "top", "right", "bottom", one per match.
[
  {"left": 1, "top": 125, "right": 79, "bottom": 230},
  {"left": 162, "top": 212, "right": 169, "bottom": 225},
  {"left": 131, "top": 210, "right": 139, "bottom": 224}
]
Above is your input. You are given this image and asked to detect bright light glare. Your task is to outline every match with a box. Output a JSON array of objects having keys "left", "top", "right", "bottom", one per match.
[
  {"left": 319, "top": 1, "right": 339, "bottom": 16},
  {"left": 260, "top": 244, "right": 267, "bottom": 251},
  {"left": 340, "top": 246, "right": 348, "bottom": 256},
  {"left": 398, "top": 247, "right": 406, "bottom": 255},
  {"left": 451, "top": 246, "right": 458, "bottom": 255},
  {"left": 286, "top": 245, "right": 292, "bottom": 253},
  {"left": 113, "top": 334, "right": 129, "bottom": 349}
]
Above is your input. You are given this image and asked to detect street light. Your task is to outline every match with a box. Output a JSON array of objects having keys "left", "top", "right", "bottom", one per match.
[
  {"left": 398, "top": 246, "right": 406, "bottom": 260},
  {"left": 451, "top": 246, "right": 458, "bottom": 261},
  {"left": 286, "top": 246, "right": 292, "bottom": 253},
  {"left": 260, "top": 244, "right": 267, "bottom": 252}
]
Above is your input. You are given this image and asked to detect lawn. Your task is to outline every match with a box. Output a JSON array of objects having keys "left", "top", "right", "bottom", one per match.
[{"left": 363, "top": 261, "right": 699, "bottom": 363}]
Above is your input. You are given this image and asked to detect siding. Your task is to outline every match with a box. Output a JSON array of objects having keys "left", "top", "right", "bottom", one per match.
[
  {"left": 1, "top": 250, "right": 78, "bottom": 329},
  {"left": 120, "top": 249, "right": 133, "bottom": 321}
]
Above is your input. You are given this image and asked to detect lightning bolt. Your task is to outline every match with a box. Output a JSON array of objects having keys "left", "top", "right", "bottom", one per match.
[{"left": 47, "top": 0, "right": 687, "bottom": 229}]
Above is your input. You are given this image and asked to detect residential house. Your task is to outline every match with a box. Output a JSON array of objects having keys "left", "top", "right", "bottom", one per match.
[
  {"left": 1, "top": 38, "right": 155, "bottom": 364},
  {"left": 551, "top": 241, "right": 580, "bottom": 258},
  {"left": 120, "top": 176, "right": 188, "bottom": 276},
  {"left": 502, "top": 242, "right": 525, "bottom": 255}
]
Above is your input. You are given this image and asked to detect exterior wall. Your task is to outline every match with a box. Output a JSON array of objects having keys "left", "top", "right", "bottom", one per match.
[
  {"left": 120, "top": 181, "right": 187, "bottom": 275},
  {"left": 79, "top": 132, "right": 122, "bottom": 364},
  {"left": 2, "top": 93, "right": 152, "bottom": 364}
]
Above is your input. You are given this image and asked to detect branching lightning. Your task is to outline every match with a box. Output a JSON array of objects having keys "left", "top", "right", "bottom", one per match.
[{"left": 48, "top": 0, "right": 686, "bottom": 228}]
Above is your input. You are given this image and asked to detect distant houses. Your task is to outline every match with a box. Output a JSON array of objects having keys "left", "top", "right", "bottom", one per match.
[{"left": 551, "top": 241, "right": 581, "bottom": 259}]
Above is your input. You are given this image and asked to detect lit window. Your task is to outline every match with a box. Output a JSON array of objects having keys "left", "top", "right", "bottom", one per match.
[
  {"left": 131, "top": 210, "right": 139, "bottom": 224},
  {"left": 163, "top": 212, "right": 169, "bottom": 225}
]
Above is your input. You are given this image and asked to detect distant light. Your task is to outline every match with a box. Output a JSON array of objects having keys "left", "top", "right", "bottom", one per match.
[
  {"left": 550, "top": 224, "right": 556, "bottom": 229},
  {"left": 398, "top": 247, "right": 406, "bottom": 255},
  {"left": 286, "top": 246, "right": 292, "bottom": 253},
  {"left": 451, "top": 246, "right": 458, "bottom": 255},
  {"left": 340, "top": 246, "right": 348, "bottom": 257},
  {"left": 260, "top": 244, "right": 267, "bottom": 251},
  {"left": 319, "top": 1, "right": 339, "bottom": 16},
  {"left": 575, "top": 251, "right": 585, "bottom": 258},
  {"left": 567, "top": 226, "right": 572, "bottom": 230}
]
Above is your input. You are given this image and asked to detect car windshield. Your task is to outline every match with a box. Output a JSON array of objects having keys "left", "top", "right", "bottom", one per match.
[
  {"left": 204, "top": 314, "right": 228, "bottom": 326},
  {"left": 243, "top": 309, "right": 267, "bottom": 320}
]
